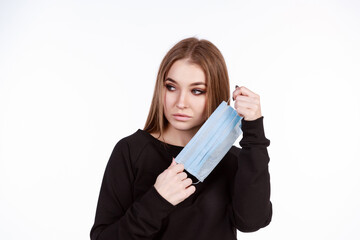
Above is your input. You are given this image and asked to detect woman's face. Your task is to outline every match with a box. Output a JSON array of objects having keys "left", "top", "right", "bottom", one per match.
[{"left": 163, "top": 59, "right": 207, "bottom": 134}]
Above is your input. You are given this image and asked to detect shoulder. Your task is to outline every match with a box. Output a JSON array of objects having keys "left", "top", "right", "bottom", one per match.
[
  {"left": 113, "top": 129, "right": 153, "bottom": 152},
  {"left": 111, "top": 129, "right": 159, "bottom": 164},
  {"left": 117, "top": 129, "right": 151, "bottom": 146}
]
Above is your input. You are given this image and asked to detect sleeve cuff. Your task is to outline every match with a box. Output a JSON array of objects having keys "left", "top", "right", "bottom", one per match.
[{"left": 240, "top": 117, "right": 270, "bottom": 148}]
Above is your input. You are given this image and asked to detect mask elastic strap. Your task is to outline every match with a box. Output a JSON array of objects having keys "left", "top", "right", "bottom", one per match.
[
  {"left": 192, "top": 180, "right": 200, "bottom": 185},
  {"left": 226, "top": 97, "right": 231, "bottom": 105}
]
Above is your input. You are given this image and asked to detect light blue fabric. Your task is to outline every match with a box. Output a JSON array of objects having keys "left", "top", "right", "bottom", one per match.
[{"left": 175, "top": 101, "right": 242, "bottom": 182}]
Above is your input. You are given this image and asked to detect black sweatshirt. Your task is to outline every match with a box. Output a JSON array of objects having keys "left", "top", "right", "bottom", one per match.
[{"left": 90, "top": 117, "right": 272, "bottom": 240}]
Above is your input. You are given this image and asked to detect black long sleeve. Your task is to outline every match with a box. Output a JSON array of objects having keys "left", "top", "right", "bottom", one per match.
[
  {"left": 90, "top": 118, "right": 272, "bottom": 240},
  {"left": 231, "top": 117, "right": 272, "bottom": 232}
]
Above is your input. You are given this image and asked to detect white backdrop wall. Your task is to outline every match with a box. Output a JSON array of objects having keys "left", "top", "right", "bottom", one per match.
[{"left": 1, "top": 0, "right": 359, "bottom": 239}]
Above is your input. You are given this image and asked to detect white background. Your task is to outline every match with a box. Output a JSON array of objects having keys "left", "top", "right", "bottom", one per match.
[{"left": 1, "top": 0, "right": 360, "bottom": 239}]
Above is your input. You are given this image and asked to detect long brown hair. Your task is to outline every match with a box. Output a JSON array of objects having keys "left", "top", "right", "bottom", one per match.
[{"left": 143, "top": 37, "right": 230, "bottom": 136}]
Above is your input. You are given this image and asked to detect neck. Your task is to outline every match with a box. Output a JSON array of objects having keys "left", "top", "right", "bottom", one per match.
[{"left": 161, "top": 125, "right": 199, "bottom": 147}]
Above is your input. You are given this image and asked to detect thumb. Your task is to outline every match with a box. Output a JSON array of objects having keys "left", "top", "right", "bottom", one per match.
[{"left": 169, "top": 158, "right": 177, "bottom": 168}]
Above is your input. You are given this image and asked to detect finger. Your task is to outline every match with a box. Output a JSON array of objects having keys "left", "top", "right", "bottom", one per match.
[
  {"left": 178, "top": 172, "right": 187, "bottom": 181},
  {"left": 237, "top": 86, "right": 258, "bottom": 98},
  {"left": 170, "top": 162, "right": 185, "bottom": 173},
  {"left": 234, "top": 100, "right": 258, "bottom": 110},
  {"left": 168, "top": 159, "right": 177, "bottom": 168},
  {"left": 235, "top": 95, "right": 258, "bottom": 104},
  {"left": 182, "top": 178, "right": 193, "bottom": 187},
  {"left": 232, "top": 87, "right": 242, "bottom": 101},
  {"left": 233, "top": 86, "right": 259, "bottom": 100},
  {"left": 184, "top": 185, "right": 196, "bottom": 197}
]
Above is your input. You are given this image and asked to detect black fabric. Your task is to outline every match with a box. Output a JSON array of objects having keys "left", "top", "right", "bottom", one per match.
[{"left": 90, "top": 117, "right": 272, "bottom": 240}]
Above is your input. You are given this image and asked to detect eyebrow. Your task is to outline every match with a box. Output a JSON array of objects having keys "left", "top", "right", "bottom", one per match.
[{"left": 165, "top": 77, "right": 207, "bottom": 86}]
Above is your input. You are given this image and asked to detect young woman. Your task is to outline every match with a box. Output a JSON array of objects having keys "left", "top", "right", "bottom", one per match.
[{"left": 90, "top": 38, "right": 272, "bottom": 240}]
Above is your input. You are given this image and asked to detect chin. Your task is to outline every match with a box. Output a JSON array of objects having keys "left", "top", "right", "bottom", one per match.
[{"left": 170, "top": 122, "right": 201, "bottom": 132}]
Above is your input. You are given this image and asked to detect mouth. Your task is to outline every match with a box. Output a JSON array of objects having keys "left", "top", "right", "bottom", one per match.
[{"left": 172, "top": 113, "right": 191, "bottom": 121}]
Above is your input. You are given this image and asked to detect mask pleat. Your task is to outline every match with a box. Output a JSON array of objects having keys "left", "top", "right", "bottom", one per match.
[
  {"left": 196, "top": 113, "right": 242, "bottom": 181},
  {"left": 175, "top": 102, "right": 227, "bottom": 167},
  {"left": 191, "top": 107, "right": 236, "bottom": 169},
  {"left": 174, "top": 101, "right": 243, "bottom": 182}
]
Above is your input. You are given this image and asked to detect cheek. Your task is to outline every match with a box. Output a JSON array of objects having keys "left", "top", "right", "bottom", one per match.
[
  {"left": 163, "top": 92, "right": 174, "bottom": 113},
  {"left": 196, "top": 96, "right": 207, "bottom": 117},
  {"left": 164, "top": 92, "right": 177, "bottom": 107}
]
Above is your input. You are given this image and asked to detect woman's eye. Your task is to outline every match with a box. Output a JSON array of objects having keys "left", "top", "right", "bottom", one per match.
[
  {"left": 165, "top": 84, "right": 176, "bottom": 91},
  {"left": 192, "top": 89, "right": 206, "bottom": 95}
]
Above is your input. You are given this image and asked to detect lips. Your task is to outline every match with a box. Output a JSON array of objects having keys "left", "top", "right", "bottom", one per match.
[{"left": 172, "top": 113, "right": 191, "bottom": 121}]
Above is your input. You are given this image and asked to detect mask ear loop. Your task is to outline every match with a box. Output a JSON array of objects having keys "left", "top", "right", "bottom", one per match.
[
  {"left": 227, "top": 96, "right": 232, "bottom": 105},
  {"left": 192, "top": 180, "right": 200, "bottom": 185}
]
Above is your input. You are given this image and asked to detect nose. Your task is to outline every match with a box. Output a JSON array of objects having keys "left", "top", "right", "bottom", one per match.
[{"left": 176, "top": 90, "right": 188, "bottom": 109}]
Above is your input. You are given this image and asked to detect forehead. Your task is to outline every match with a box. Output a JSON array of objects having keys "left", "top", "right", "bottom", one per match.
[{"left": 166, "top": 59, "right": 206, "bottom": 85}]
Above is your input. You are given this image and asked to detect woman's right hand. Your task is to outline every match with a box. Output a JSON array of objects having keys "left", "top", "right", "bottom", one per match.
[{"left": 154, "top": 159, "right": 196, "bottom": 206}]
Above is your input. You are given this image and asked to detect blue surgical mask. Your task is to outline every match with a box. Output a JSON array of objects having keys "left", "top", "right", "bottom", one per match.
[{"left": 175, "top": 101, "right": 242, "bottom": 182}]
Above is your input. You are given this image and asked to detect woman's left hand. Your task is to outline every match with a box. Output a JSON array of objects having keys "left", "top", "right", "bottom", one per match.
[{"left": 232, "top": 86, "right": 262, "bottom": 121}]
